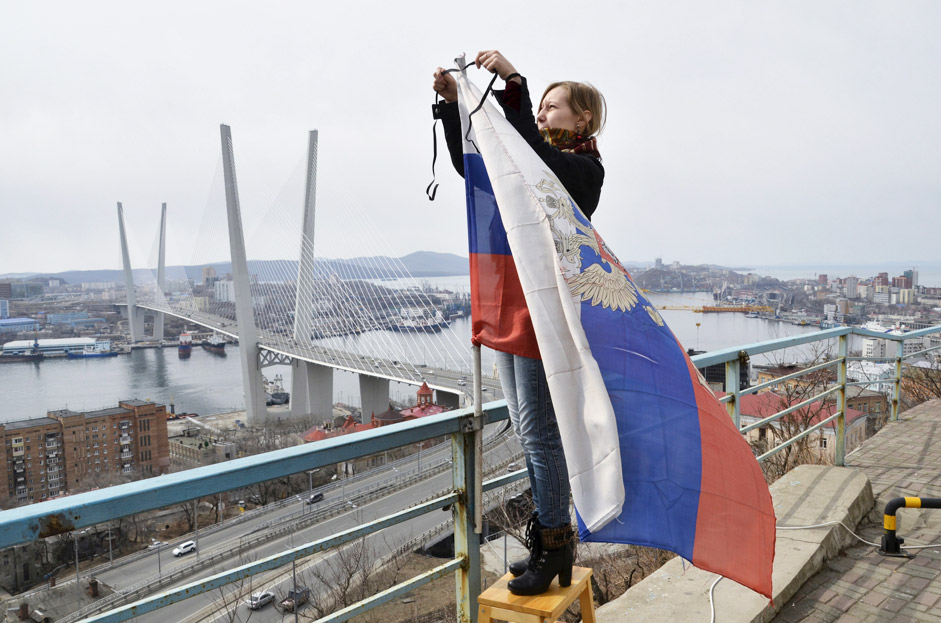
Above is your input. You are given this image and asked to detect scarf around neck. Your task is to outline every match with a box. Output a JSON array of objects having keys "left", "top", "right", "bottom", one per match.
[{"left": 540, "top": 128, "right": 601, "bottom": 159}]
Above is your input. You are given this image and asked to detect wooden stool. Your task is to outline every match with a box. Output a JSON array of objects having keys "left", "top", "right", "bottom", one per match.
[{"left": 477, "top": 566, "right": 595, "bottom": 623}]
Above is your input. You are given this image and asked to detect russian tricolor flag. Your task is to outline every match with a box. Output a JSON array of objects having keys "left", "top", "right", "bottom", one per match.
[{"left": 455, "top": 66, "right": 775, "bottom": 599}]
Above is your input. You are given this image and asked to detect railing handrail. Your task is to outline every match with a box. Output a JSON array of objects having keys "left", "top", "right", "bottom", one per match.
[
  {"left": 690, "top": 325, "right": 941, "bottom": 369},
  {"left": 0, "top": 400, "right": 509, "bottom": 550}
]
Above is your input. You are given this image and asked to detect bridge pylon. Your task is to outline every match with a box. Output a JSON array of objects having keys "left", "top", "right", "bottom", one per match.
[
  {"left": 117, "top": 202, "right": 145, "bottom": 343},
  {"left": 291, "top": 130, "right": 335, "bottom": 420},
  {"left": 153, "top": 203, "right": 167, "bottom": 341},
  {"left": 219, "top": 125, "right": 268, "bottom": 424}
]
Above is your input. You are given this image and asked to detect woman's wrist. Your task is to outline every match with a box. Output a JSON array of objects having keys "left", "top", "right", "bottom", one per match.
[{"left": 504, "top": 72, "right": 522, "bottom": 84}]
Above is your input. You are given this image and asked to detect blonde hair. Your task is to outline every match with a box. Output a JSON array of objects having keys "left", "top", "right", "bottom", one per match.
[{"left": 540, "top": 81, "right": 606, "bottom": 136}]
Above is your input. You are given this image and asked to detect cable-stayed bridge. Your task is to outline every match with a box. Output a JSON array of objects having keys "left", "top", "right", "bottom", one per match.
[{"left": 115, "top": 127, "right": 492, "bottom": 424}]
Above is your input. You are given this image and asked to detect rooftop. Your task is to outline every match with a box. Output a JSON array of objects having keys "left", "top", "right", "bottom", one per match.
[
  {"left": 3, "top": 417, "right": 59, "bottom": 431},
  {"left": 84, "top": 407, "right": 131, "bottom": 418},
  {"left": 120, "top": 399, "right": 155, "bottom": 407}
]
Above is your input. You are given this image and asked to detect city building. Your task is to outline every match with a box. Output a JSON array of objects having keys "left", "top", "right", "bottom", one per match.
[
  {"left": 893, "top": 276, "right": 912, "bottom": 289},
  {"left": 688, "top": 349, "right": 749, "bottom": 392},
  {"left": 861, "top": 327, "right": 926, "bottom": 359},
  {"left": 202, "top": 266, "right": 218, "bottom": 286},
  {"left": 844, "top": 276, "right": 858, "bottom": 299},
  {"left": 45, "top": 312, "right": 107, "bottom": 327},
  {"left": 0, "top": 318, "right": 41, "bottom": 334},
  {"left": 2, "top": 338, "right": 106, "bottom": 356},
  {"left": 9, "top": 283, "right": 44, "bottom": 299},
  {"left": 214, "top": 280, "right": 236, "bottom": 303},
  {"left": 0, "top": 299, "right": 8, "bottom": 319},
  {"left": 899, "top": 289, "right": 916, "bottom": 305},
  {"left": 753, "top": 363, "right": 837, "bottom": 392},
  {"left": 303, "top": 383, "right": 450, "bottom": 440},
  {"left": 80, "top": 281, "right": 118, "bottom": 290},
  {"left": 733, "top": 391, "right": 868, "bottom": 463},
  {"left": 1, "top": 400, "right": 170, "bottom": 505},
  {"left": 168, "top": 427, "right": 237, "bottom": 468}
]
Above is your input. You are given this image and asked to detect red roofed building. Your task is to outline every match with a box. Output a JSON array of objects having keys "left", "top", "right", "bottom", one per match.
[
  {"left": 303, "top": 383, "right": 450, "bottom": 441},
  {"left": 398, "top": 382, "right": 448, "bottom": 421},
  {"left": 302, "top": 415, "right": 373, "bottom": 443},
  {"left": 716, "top": 390, "right": 868, "bottom": 463}
]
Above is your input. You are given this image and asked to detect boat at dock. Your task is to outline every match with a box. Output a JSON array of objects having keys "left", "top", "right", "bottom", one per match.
[
  {"left": 66, "top": 347, "right": 118, "bottom": 359},
  {"left": 201, "top": 334, "right": 226, "bottom": 356},
  {"left": 178, "top": 333, "right": 193, "bottom": 358},
  {"left": 389, "top": 310, "right": 450, "bottom": 333},
  {"left": 66, "top": 339, "right": 117, "bottom": 358},
  {"left": 264, "top": 373, "right": 290, "bottom": 406}
]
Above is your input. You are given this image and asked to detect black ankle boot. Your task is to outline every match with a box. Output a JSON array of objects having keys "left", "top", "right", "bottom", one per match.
[
  {"left": 508, "top": 512, "right": 538, "bottom": 577},
  {"left": 507, "top": 525, "right": 574, "bottom": 596}
]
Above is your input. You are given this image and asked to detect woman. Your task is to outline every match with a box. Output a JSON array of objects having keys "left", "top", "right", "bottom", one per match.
[{"left": 432, "top": 50, "right": 606, "bottom": 596}]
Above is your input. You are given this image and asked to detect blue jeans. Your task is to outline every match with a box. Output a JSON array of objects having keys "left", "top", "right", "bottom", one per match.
[{"left": 495, "top": 350, "right": 571, "bottom": 529}]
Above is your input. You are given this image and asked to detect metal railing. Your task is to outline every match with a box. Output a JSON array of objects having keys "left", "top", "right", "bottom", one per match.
[
  {"left": 694, "top": 324, "right": 941, "bottom": 466},
  {"left": 1, "top": 324, "right": 940, "bottom": 623},
  {"left": 0, "top": 401, "right": 513, "bottom": 623}
]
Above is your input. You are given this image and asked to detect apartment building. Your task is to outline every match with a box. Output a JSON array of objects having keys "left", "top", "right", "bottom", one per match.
[{"left": 2, "top": 400, "right": 170, "bottom": 505}]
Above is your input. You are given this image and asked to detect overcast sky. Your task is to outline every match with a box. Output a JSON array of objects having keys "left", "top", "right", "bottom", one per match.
[{"left": 2, "top": 2, "right": 939, "bottom": 276}]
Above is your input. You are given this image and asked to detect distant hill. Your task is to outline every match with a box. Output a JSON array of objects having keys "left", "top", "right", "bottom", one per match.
[{"left": 4, "top": 252, "right": 471, "bottom": 285}]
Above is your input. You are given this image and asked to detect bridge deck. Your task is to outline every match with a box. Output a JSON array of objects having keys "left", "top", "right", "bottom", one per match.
[{"left": 773, "top": 399, "right": 941, "bottom": 622}]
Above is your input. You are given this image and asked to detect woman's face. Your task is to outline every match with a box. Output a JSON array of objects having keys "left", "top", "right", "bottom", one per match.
[{"left": 537, "top": 86, "right": 582, "bottom": 132}]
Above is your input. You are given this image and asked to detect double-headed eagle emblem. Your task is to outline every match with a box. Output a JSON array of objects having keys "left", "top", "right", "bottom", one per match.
[{"left": 535, "top": 175, "right": 664, "bottom": 327}]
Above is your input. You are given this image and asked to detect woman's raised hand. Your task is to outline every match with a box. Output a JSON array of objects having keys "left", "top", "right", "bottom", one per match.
[
  {"left": 432, "top": 67, "right": 458, "bottom": 103},
  {"left": 475, "top": 50, "right": 521, "bottom": 83}
]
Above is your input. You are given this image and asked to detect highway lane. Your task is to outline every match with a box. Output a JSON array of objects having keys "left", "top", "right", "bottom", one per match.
[
  {"left": 88, "top": 426, "right": 522, "bottom": 622},
  {"left": 94, "top": 422, "right": 508, "bottom": 592}
]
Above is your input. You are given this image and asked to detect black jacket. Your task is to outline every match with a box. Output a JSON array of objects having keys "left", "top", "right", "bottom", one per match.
[{"left": 432, "top": 77, "right": 604, "bottom": 220}]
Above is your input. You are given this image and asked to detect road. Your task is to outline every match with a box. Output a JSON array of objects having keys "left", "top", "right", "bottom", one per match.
[{"left": 85, "top": 423, "right": 523, "bottom": 622}]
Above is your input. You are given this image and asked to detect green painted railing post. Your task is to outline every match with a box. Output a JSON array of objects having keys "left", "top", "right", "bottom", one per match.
[
  {"left": 452, "top": 419, "right": 481, "bottom": 623},
  {"left": 725, "top": 357, "right": 741, "bottom": 428},
  {"left": 835, "top": 335, "right": 848, "bottom": 466},
  {"left": 892, "top": 340, "right": 904, "bottom": 421}
]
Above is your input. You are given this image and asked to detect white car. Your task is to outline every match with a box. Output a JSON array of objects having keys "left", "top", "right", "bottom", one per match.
[
  {"left": 145, "top": 540, "right": 166, "bottom": 551},
  {"left": 172, "top": 540, "right": 196, "bottom": 557},
  {"left": 245, "top": 590, "right": 276, "bottom": 610}
]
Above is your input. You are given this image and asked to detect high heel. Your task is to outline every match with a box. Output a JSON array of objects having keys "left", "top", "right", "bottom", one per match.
[{"left": 507, "top": 525, "right": 574, "bottom": 596}]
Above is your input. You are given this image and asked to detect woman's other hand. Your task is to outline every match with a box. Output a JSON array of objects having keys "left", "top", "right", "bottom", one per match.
[
  {"left": 433, "top": 67, "right": 458, "bottom": 103},
  {"left": 475, "top": 50, "right": 521, "bottom": 83}
]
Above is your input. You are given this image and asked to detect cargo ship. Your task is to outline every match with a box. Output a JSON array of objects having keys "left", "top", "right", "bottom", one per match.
[
  {"left": 178, "top": 333, "right": 193, "bottom": 359},
  {"left": 389, "top": 310, "right": 449, "bottom": 333},
  {"left": 65, "top": 339, "right": 116, "bottom": 358},
  {"left": 66, "top": 346, "right": 118, "bottom": 358},
  {"left": 201, "top": 334, "right": 226, "bottom": 356}
]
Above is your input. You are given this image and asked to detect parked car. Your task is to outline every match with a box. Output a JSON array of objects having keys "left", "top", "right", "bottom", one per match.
[
  {"left": 172, "top": 541, "right": 196, "bottom": 557},
  {"left": 245, "top": 590, "right": 276, "bottom": 610},
  {"left": 280, "top": 586, "right": 310, "bottom": 612},
  {"left": 306, "top": 492, "right": 325, "bottom": 504}
]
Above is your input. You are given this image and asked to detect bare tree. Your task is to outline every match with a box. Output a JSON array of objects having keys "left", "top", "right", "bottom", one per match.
[
  {"left": 211, "top": 551, "right": 259, "bottom": 623},
  {"left": 750, "top": 345, "right": 837, "bottom": 482},
  {"left": 901, "top": 357, "right": 941, "bottom": 410},
  {"left": 302, "top": 536, "right": 411, "bottom": 622}
]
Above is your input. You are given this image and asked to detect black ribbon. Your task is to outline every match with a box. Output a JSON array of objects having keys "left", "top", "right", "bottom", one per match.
[{"left": 426, "top": 62, "right": 501, "bottom": 201}]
